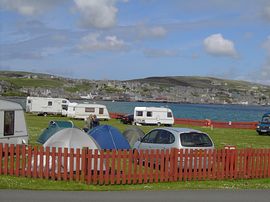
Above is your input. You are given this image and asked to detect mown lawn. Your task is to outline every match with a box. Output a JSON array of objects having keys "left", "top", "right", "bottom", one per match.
[
  {"left": 0, "top": 113, "right": 269, "bottom": 190},
  {"left": 25, "top": 113, "right": 270, "bottom": 148}
]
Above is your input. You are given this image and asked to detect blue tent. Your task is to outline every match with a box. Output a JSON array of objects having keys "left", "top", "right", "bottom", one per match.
[
  {"left": 37, "top": 120, "right": 74, "bottom": 144},
  {"left": 88, "top": 125, "right": 130, "bottom": 149}
]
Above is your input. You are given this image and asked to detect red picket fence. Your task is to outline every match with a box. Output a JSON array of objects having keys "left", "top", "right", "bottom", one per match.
[{"left": 1, "top": 143, "right": 269, "bottom": 185}]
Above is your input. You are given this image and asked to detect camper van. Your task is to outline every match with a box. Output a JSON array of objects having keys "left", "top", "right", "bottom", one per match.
[
  {"left": 66, "top": 103, "right": 110, "bottom": 120},
  {"left": 0, "top": 100, "right": 28, "bottom": 144},
  {"left": 26, "top": 96, "right": 70, "bottom": 116},
  {"left": 134, "top": 106, "right": 174, "bottom": 126}
]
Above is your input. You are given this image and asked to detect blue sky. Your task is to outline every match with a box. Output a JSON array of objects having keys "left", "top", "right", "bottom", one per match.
[{"left": 0, "top": 0, "right": 270, "bottom": 84}]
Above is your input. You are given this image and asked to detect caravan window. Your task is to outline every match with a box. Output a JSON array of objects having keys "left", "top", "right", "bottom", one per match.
[
  {"left": 85, "top": 107, "right": 95, "bottom": 113},
  {"left": 4, "top": 111, "right": 15, "bottom": 136},
  {"left": 167, "top": 112, "right": 172, "bottom": 118},
  {"left": 146, "top": 111, "right": 152, "bottom": 117},
  {"left": 99, "top": 108, "right": 104, "bottom": 114},
  {"left": 136, "top": 111, "right": 143, "bottom": 116},
  {"left": 62, "top": 105, "right": 68, "bottom": 110},
  {"left": 48, "top": 101, "right": 52, "bottom": 106}
]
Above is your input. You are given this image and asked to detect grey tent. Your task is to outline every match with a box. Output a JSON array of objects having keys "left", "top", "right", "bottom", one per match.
[
  {"left": 122, "top": 127, "right": 145, "bottom": 147},
  {"left": 41, "top": 128, "right": 103, "bottom": 171},
  {"left": 37, "top": 120, "right": 74, "bottom": 144}
]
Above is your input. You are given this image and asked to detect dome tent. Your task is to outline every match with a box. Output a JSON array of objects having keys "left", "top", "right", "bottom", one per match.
[
  {"left": 41, "top": 128, "right": 103, "bottom": 171},
  {"left": 43, "top": 128, "right": 100, "bottom": 150},
  {"left": 122, "top": 126, "right": 145, "bottom": 147},
  {"left": 88, "top": 125, "right": 130, "bottom": 150},
  {"left": 37, "top": 120, "right": 74, "bottom": 144}
]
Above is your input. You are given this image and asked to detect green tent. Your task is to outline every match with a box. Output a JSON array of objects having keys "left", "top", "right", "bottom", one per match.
[{"left": 37, "top": 120, "right": 74, "bottom": 144}]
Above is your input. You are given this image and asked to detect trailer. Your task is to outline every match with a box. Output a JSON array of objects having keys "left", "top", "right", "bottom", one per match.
[
  {"left": 134, "top": 106, "right": 174, "bottom": 126},
  {"left": 65, "top": 103, "right": 110, "bottom": 120},
  {"left": 26, "top": 96, "right": 69, "bottom": 116},
  {"left": 0, "top": 99, "right": 28, "bottom": 144}
]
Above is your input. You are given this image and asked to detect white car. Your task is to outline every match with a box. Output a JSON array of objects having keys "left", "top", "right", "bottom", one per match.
[
  {"left": 133, "top": 127, "right": 214, "bottom": 151},
  {"left": 133, "top": 127, "right": 215, "bottom": 168}
]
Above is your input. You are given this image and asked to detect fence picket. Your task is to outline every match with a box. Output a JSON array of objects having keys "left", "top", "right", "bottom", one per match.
[
  {"left": 127, "top": 150, "right": 132, "bottom": 184},
  {"left": 9, "top": 144, "right": 14, "bottom": 176},
  {"left": 144, "top": 150, "right": 149, "bottom": 184},
  {"left": 63, "top": 148, "right": 68, "bottom": 181},
  {"left": 4, "top": 144, "right": 9, "bottom": 175},
  {"left": 99, "top": 150, "right": 104, "bottom": 185},
  {"left": 26, "top": 145, "right": 32, "bottom": 178},
  {"left": 39, "top": 146, "right": 44, "bottom": 179},
  {"left": 0, "top": 144, "right": 3, "bottom": 175},
  {"left": 69, "top": 148, "right": 74, "bottom": 181},
  {"left": 21, "top": 145, "right": 26, "bottom": 177},
  {"left": 110, "top": 150, "right": 116, "bottom": 185},
  {"left": 154, "top": 150, "right": 160, "bottom": 183},
  {"left": 122, "top": 150, "right": 127, "bottom": 185},
  {"left": 116, "top": 150, "right": 121, "bottom": 185},
  {"left": 75, "top": 148, "right": 80, "bottom": 182},
  {"left": 15, "top": 145, "right": 20, "bottom": 177},
  {"left": 45, "top": 147, "right": 50, "bottom": 179},
  {"left": 104, "top": 150, "right": 110, "bottom": 185}
]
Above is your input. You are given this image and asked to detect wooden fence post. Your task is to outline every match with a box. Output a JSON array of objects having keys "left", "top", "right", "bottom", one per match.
[{"left": 0, "top": 144, "right": 3, "bottom": 175}]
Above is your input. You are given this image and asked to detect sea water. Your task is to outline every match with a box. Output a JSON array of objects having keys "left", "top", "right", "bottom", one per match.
[{"left": 6, "top": 97, "right": 269, "bottom": 122}]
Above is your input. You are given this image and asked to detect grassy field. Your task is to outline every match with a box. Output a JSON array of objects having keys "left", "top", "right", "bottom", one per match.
[
  {"left": 26, "top": 113, "right": 270, "bottom": 148},
  {"left": 0, "top": 114, "right": 270, "bottom": 190}
]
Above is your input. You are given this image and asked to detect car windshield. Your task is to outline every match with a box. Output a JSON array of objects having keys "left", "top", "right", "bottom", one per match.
[
  {"left": 180, "top": 132, "right": 213, "bottom": 147},
  {"left": 261, "top": 116, "right": 270, "bottom": 123}
]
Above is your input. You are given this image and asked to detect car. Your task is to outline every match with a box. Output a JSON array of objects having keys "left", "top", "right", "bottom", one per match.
[
  {"left": 120, "top": 114, "right": 134, "bottom": 124},
  {"left": 133, "top": 127, "right": 215, "bottom": 169},
  {"left": 133, "top": 127, "right": 214, "bottom": 151},
  {"left": 256, "top": 113, "right": 270, "bottom": 135}
]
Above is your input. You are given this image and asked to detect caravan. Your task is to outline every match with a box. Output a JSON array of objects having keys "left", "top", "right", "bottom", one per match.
[
  {"left": 65, "top": 103, "right": 110, "bottom": 120},
  {"left": 26, "top": 96, "right": 69, "bottom": 116},
  {"left": 134, "top": 106, "right": 174, "bottom": 126},
  {"left": 0, "top": 100, "right": 28, "bottom": 144}
]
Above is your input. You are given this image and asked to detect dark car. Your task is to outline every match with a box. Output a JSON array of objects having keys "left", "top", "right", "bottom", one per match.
[
  {"left": 256, "top": 113, "right": 270, "bottom": 135},
  {"left": 120, "top": 114, "right": 134, "bottom": 124}
]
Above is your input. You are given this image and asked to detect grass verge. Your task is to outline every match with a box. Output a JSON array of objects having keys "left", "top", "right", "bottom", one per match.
[{"left": 0, "top": 176, "right": 270, "bottom": 191}]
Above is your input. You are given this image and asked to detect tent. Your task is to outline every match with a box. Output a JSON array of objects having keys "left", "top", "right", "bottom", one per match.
[
  {"left": 122, "top": 127, "right": 145, "bottom": 147},
  {"left": 88, "top": 125, "right": 130, "bottom": 150},
  {"left": 37, "top": 120, "right": 74, "bottom": 144},
  {"left": 41, "top": 128, "right": 102, "bottom": 171},
  {"left": 0, "top": 99, "right": 28, "bottom": 144}
]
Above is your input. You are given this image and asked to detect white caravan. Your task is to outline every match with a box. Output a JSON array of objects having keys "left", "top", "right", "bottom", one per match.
[
  {"left": 0, "top": 100, "right": 28, "bottom": 144},
  {"left": 26, "top": 96, "right": 69, "bottom": 116},
  {"left": 134, "top": 106, "right": 174, "bottom": 126},
  {"left": 66, "top": 103, "right": 110, "bottom": 120},
  {"left": 61, "top": 102, "right": 77, "bottom": 117}
]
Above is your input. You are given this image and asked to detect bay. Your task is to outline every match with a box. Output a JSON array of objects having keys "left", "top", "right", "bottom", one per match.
[{"left": 3, "top": 97, "right": 269, "bottom": 122}]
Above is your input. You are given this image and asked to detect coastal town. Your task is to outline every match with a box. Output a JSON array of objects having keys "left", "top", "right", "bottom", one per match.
[{"left": 0, "top": 71, "right": 269, "bottom": 105}]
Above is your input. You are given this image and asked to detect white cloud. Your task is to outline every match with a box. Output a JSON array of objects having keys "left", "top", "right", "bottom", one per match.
[
  {"left": 74, "top": 0, "right": 120, "bottom": 29},
  {"left": 77, "top": 33, "right": 127, "bottom": 51},
  {"left": 262, "top": 5, "right": 270, "bottom": 22},
  {"left": 0, "top": 0, "right": 64, "bottom": 15},
  {"left": 138, "top": 26, "right": 167, "bottom": 38},
  {"left": 203, "top": 33, "right": 237, "bottom": 57}
]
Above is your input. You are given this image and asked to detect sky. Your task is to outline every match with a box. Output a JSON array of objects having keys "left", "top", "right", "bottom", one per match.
[{"left": 0, "top": 0, "right": 270, "bottom": 85}]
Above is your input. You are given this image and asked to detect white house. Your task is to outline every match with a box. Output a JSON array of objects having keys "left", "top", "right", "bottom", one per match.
[{"left": 0, "top": 99, "right": 28, "bottom": 144}]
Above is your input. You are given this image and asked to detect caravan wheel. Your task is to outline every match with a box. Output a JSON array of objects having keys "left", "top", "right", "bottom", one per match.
[
  {"left": 43, "top": 113, "right": 47, "bottom": 117},
  {"left": 157, "top": 122, "right": 161, "bottom": 126}
]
